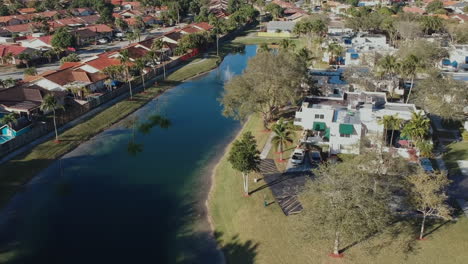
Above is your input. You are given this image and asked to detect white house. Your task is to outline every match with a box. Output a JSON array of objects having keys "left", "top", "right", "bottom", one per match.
[
  {"left": 17, "top": 35, "right": 52, "bottom": 50},
  {"left": 294, "top": 92, "right": 420, "bottom": 156},
  {"left": 266, "top": 21, "right": 296, "bottom": 34},
  {"left": 441, "top": 45, "right": 468, "bottom": 72}
]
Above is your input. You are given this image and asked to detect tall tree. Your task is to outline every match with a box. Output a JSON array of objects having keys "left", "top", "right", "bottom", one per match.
[
  {"left": 119, "top": 49, "right": 134, "bottom": 100},
  {"left": 221, "top": 51, "right": 308, "bottom": 129},
  {"left": 413, "top": 74, "right": 467, "bottom": 120},
  {"left": 299, "top": 159, "right": 394, "bottom": 256},
  {"left": 51, "top": 27, "right": 76, "bottom": 50},
  {"left": 378, "top": 114, "right": 403, "bottom": 147},
  {"left": 406, "top": 170, "right": 451, "bottom": 240},
  {"left": 401, "top": 112, "right": 430, "bottom": 146},
  {"left": 227, "top": 132, "right": 261, "bottom": 196},
  {"left": 399, "top": 54, "right": 424, "bottom": 104},
  {"left": 271, "top": 119, "right": 294, "bottom": 161},
  {"left": 0, "top": 113, "right": 16, "bottom": 126},
  {"left": 40, "top": 94, "right": 64, "bottom": 142},
  {"left": 134, "top": 58, "right": 147, "bottom": 92}
]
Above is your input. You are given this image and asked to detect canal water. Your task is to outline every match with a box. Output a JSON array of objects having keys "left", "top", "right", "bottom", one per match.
[{"left": 0, "top": 45, "right": 257, "bottom": 263}]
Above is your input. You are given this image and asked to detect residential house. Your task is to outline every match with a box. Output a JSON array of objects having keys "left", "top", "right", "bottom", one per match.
[
  {"left": 403, "top": 6, "right": 426, "bottom": 15},
  {"left": 2, "top": 23, "right": 39, "bottom": 37},
  {"left": 0, "top": 16, "right": 23, "bottom": 27},
  {"left": 0, "top": 44, "right": 37, "bottom": 64},
  {"left": 18, "top": 8, "right": 37, "bottom": 15},
  {"left": 74, "top": 24, "right": 113, "bottom": 45},
  {"left": 0, "top": 85, "right": 65, "bottom": 116},
  {"left": 71, "top": 8, "right": 95, "bottom": 16},
  {"left": 30, "top": 67, "right": 108, "bottom": 93},
  {"left": 264, "top": 21, "right": 296, "bottom": 37},
  {"left": 17, "top": 35, "right": 52, "bottom": 50},
  {"left": 445, "top": 1, "right": 468, "bottom": 14},
  {"left": 357, "top": 0, "right": 383, "bottom": 7},
  {"left": 294, "top": 92, "right": 420, "bottom": 156},
  {"left": 441, "top": 44, "right": 468, "bottom": 71},
  {"left": 450, "top": 14, "right": 468, "bottom": 23},
  {"left": 122, "top": 1, "right": 142, "bottom": 10}
]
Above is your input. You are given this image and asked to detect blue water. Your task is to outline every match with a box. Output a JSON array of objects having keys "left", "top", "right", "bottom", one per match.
[{"left": 0, "top": 45, "right": 257, "bottom": 264}]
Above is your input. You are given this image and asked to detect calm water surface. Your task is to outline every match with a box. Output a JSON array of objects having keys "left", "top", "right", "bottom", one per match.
[{"left": 0, "top": 45, "right": 257, "bottom": 264}]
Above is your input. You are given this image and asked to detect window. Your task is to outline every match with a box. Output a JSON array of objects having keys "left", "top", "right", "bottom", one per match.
[
  {"left": 294, "top": 118, "right": 302, "bottom": 122},
  {"left": 314, "top": 114, "right": 324, "bottom": 119},
  {"left": 340, "top": 134, "right": 351, "bottom": 138}
]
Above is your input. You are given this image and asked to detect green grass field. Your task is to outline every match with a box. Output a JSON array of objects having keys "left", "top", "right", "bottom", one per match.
[
  {"left": 444, "top": 141, "right": 468, "bottom": 174},
  {"left": 209, "top": 115, "right": 468, "bottom": 264}
]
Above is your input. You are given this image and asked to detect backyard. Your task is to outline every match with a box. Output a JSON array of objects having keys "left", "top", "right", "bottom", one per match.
[{"left": 209, "top": 114, "right": 468, "bottom": 264}]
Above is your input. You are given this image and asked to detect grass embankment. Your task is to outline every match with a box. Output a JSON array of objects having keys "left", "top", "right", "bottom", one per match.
[
  {"left": 209, "top": 114, "right": 468, "bottom": 264},
  {"left": 0, "top": 56, "right": 220, "bottom": 209},
  {"left": 444, "top": 141, "right": 468, "bottom": 174}
]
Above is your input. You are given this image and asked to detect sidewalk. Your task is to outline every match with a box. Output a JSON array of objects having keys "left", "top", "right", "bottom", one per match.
[{"left": 260, "top": 132, "right": 274, "bottom": 159}]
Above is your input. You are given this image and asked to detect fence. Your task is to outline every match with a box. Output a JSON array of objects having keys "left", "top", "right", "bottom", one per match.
[{"left": 0, "top": 56, "right": 189, "bottom": 158}]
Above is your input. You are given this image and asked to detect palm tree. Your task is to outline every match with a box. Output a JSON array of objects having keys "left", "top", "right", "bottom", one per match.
[
  {"left": 211, "top": 18, "right": 224, "bottom": 57},
  {"left": 400, "top": 54, "right": 424, "bottom": 104},
  {"left": 17, "top": 53, "right": 31, "bottom": 68},
  {"left": 134, "top": 58, "right": 147, "bottom": 92},
  {"left": 258, "top": 43, "right": 270, "bottom": 53},
  {"left": 24, "top": 67, "right": 37, "bottom": 76},
  {"left": 416, "top": 140, "right": 433, "bottom": 158},
  {"left": 378, "top": 114, "right": 403, "bottom": 147},
  {"left": 0, "top": 113, "right": 16, "bottom": 126},
  {"left": 271, "top": 119, "right": 294, "bottom": 161},
  {"left": 1, "top": 52, "right": 13, "bottom": 65},
  {"left": 297, "top": 47, "right": 312, "bottom": 66},
  {"left": 377, "top": 55, "right": 400, "bottom": 90},
  {"left": 327, "top": 42, "right": 344, "bottom": 65},
  {"left": 401, "top": 112, "right": 430, "bottom": 146},
  {"left": 119, "top": 49, "right": 134, "bottom": 100},
  {"left": 151, "top": 39, "right": 167, "bottom": 79},
  {"left": 127, "top": 117, "right": 143, "bottom": 156},
  {"left": 279, "top": 39, "right": 296, "bottom": 51},
  {"left": 40, "top": 94, "right": 64, "bottom": 142},
  {"left": 4, "top": 78, "right": 16, "bottom": 87}
]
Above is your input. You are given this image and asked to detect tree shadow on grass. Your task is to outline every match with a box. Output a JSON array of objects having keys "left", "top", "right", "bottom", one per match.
[{"left": 214, "top": 231, "right": 259, "bottom": 264}]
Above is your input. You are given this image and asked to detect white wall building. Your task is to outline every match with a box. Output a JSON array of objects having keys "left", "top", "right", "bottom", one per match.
[{"left": 294, "top": 92, "right": 420, "bottom": 155}]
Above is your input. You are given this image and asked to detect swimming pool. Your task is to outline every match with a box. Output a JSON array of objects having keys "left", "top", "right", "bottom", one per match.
[{"left": 0, "top": 135, "right": 13, "bottom": 144}]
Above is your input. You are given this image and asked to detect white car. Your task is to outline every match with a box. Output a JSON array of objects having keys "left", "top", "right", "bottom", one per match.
[
  {"left": 291, "top": 148, "right": 305, "bottom": 166},
  {"left": 98, "top": 38, "right": 109, "bottom": 44}
]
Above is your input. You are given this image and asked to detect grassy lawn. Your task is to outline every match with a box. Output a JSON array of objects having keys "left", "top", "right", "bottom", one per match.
[
  {"left": 444, "top": 141, "right": 468, "bottom": 174},
  {"left": 0, "top": 56, "right": 222, "bottom": 209},
  {"left": 209, "top": 115, "right": 468, "bottom": 264}
]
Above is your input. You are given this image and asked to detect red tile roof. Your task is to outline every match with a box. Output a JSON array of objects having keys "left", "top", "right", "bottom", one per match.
[
  {"left": 181, "top": 26, "right": 201, "bottom": 34},
  {"left": 403, "top": 6, "right": 426, "bottom": 14},
  {"left": 40, "top": 68, "right": 107, "bottom": 86},
  {"left": 85, "top": 57, "right": 125, "bottom": 71},
  {"left": 82, "top": 24, "right": 113, "bottom": 33},
  {"left": 18, "top": 8, "right": 37, "bottom": 14},
  {"left": 122, "top": 1, "right": 141, "bottom": 8},
  {"left": 60, "top": 62, "right": 82, "bottom": 70},
  {"left": 192, "top": 22, "right": 213, "bottom": 31},
  {"left": 3, "top": 23, "right": 38, "bottom": 33},
  {"left": 0, "top": 45, "right": 29, "bottom": 57}
]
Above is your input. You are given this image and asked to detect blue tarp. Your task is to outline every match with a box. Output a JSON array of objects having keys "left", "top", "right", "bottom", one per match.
[
  {"left": 344, "top": 39, "right": 352, "bottom": 45},
  {"left": 452, "top": 61, "right": 458, "bottom": 68},
  {"left": 442, "top": 59, "right": 451, "bottom": 66},
  {"left": 110, "top": 80, "right": 120, "bottom": 86},
  {"left": 351, "top": 53, "right": 359, "bottom": 59}
]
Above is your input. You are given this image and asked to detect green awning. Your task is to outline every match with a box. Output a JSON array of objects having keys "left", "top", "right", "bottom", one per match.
[
  {"left": 339, "top": 124, "right": 354, "bottom": 135},
  {"left": 400, "top": 134, "right": 409, "bottom": 140},
  {"left": 313, "top": 122, "right": 326, "bottom": 131},
  {"left": 324, "top": 128, "right": 330, "bottom": 139}
]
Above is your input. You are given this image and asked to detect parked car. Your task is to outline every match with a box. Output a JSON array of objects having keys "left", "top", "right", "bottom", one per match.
[
  {"left": 97, "top": 38, "right": 109, "bottom": 44},
  {"left": 291, "top": 148, "right": 305, "bottom": 166},
  {"left": 309, "top": 150, "right": 322, "bottom": 167},
  {"left": 419, "top": 158, "right": 434, "bottom": 173}
]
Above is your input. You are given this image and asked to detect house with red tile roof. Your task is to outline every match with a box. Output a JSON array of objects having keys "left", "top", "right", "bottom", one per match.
[
  {"left": 180, "top": 26, "right": 202, "bottom": 35},
  {"left": 77, "top": 14, "right": 101, "bottom": 25},
  {"left": 122, "top": 1, "right": 142, "bottom": 10},
  {"left": 71, "top": 8, "right": 95, "bottom": 16},
  {"left": 0, "top": 85, "right": 66, "bottom": 115},
  {"left": 450, "top": 14, "right": 468, "bottom": 23},
  {"left": 17, "top": 35, "right": 53, "bottom": 50},
  {"left": 0, "top": 16, "right": 23, "bottom": 27},
  {"left": 403, "top": 6, "right": 426, "bottom": 15},
  {"left": 30, "top": 67, "right": 108, "bottom": 92},
  {"left": 73, "top": 24, "right": 113, "bottom": 46},
  {"left": 18, "top": 8, "right": 37, "bottom": 15},
  {"left": 0, "top": 44, "right": 36, "bottom": 64},
  {"left": 2, "top": 23, "right": 40, "bottom": 36},
  {"left": 192, "top": 22, "right": 214, "bottom": 31}
]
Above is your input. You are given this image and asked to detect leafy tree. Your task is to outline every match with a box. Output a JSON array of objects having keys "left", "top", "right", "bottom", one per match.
[
  {"left": 446, "top": 23, "right": 468, "bottom": 44},
  {"left": 1, "top": 52, "right": 13, "bottom": 65},
  {"left": 17, "top": 53, "right": 31, "bottom": 68},
  {"left": 150, "top": 39, "right": 167, "bottom": 79},
  {"left": 395, "top": 21, "right": 422, "bottom": 41},
  {"left": 40, "top": 94, "right": 64, "bottom": 142},
  {"left": 326, "top": 42, "right": 344, "bottom": 64},
  {"left": 397, "top": 40, "right": 448, "bottom": 68},
  {"left": 296, "top": 47, "right": 313, "bottom": 66},
  {"left": 221, "top": 51, "right": 308, "bottom": 129},
  {"left": 227, "top": 132, "right": 261, "bottom": 196},
  {"left": 257, "top": 43, "right": 270, "bottom": 53},
  {"left": 414, "top": 74, "right": 467, "bottom": 120},
  {"left": 51, "top": 27, "right": 76, "bottom": 50},
  {"left": 265, "top": 3, "right": 283, "bottom": 19},
  {"left": 416, "top": 140, "right": 433, "bottom": 158},
  {"left": 271, "top": 119, "right": 294, "bottom": 161},
  {"left": 406, "top": 170, "right": 451, "bottom": 240},
  {"left": 299, "top": 159, "right": 394, "bottom": 256},
  {"left": 115, "top": 18, "right": 128, "bottom": 32}
]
